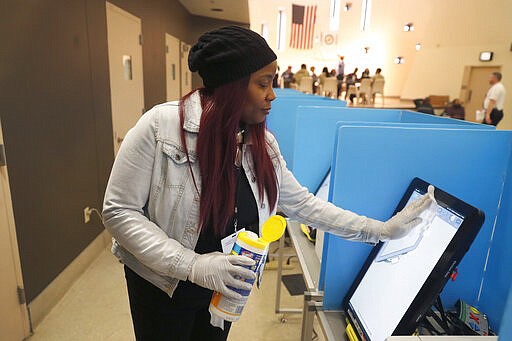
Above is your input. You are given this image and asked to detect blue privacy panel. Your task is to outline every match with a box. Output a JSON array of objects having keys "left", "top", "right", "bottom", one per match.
[
  {"left": 478, "top": 151, "right": 512, "bottom": 328},
  {"left": 500, "top": 282, "right": 512, "bottom": 338},
  {"left": 291, "top": 108, "right": 493, "bottom": 193},
  {"left": 273, "top": 88, "right": 310, "bottom": 97},
  {"left": 291, "top": 108, "right": 486, "bottom": 193},
  {"left": 274, "top": 88, "right": 318, "bottom": 98},
  {"left": 320, "top": 126, "right": 512, "bottom": 330},
  {"left": 267, "top": 97, "right": 346, "bottom": 168},
  {"left": 400, "top": 110, "right": 491, "bottom": 127},
  {"left": 292, "top": 108, "right": 400, "bottom": 192}
]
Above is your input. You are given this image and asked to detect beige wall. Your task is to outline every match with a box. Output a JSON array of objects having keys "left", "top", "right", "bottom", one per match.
[{"left": 249, "top": 0, "right": 512, "bottom": 128}]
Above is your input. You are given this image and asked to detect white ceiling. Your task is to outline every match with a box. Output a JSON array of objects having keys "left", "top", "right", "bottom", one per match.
[{"left": 178, "top": 0, "right": 249, "bottom": 24}]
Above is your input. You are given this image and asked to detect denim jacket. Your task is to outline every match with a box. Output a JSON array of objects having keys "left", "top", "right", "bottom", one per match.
[{"left": 102, "top": 90, "right": 378, "bottom": 296}]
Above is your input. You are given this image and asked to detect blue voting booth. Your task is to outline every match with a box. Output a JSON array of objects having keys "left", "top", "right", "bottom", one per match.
[
  {"left": 501, "top": 283, "right": 512, "bottom": 339},
  {"left": 266, "top": 92, "right": 512, "bottom": 334},
  {"left": 267, "top": 91, "right": 346, "bottom": 168}
]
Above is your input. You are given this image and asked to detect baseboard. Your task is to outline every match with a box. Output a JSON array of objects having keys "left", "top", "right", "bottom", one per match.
[{"left": 28, "top": 229, "right": 111, "bottom": 328}]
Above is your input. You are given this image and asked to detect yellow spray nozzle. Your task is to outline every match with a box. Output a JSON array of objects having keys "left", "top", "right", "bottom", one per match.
[{"left": 260, "top": 215, "right": 287, "bottom": 243}]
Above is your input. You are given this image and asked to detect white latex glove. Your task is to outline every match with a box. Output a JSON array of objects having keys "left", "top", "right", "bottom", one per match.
[
  {"left": 188, "top": 252, "right": 256, "bottom": 300},
  {"left": 376, "top": 185, "right": 437, "bottom": 241}
]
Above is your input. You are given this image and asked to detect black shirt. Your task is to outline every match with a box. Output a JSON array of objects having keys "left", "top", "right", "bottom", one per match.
[{"left": 172, "top": 166, "right": 259, "bottom": 303}]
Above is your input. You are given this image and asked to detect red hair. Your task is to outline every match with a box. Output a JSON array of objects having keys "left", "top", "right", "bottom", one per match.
[{"left": 179, "top": 79, "right": 278, "bottom": 237}]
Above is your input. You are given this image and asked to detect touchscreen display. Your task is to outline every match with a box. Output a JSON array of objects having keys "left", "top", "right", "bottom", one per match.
[{"left": 347, "top": 189, "right": 465, "bottom": 341}]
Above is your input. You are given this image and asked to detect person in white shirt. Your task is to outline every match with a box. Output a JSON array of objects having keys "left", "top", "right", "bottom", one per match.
[{"left": 482, "top": 72, "right": 506, "bottom": 126}]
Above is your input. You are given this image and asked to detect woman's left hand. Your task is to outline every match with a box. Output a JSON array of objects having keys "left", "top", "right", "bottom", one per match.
[{"left": 377, "top": 185, "right": 437, "bottom": 241}]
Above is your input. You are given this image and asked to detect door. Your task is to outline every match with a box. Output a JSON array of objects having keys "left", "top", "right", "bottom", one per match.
[
  {"left": 106, "top": 2, "right": 145, "bottom": 155},
  {"left": 180, "top": 42, "right": 192, "bottom": 95},
  {"left": 165, "top": 33, "right": 181, "bottom": 101},
  {"left": 0, "top": 119, "right": 31, "bottom": 341},
  {"left": 460, "top": 66, "right": 501, "bottom": 122}
]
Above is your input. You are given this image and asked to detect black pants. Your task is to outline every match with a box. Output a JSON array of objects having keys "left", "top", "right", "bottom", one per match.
[
  {"left": 336, "top": 74, "right": 344, "bottom": 97},
  {"left": 124, "top": 266, "right": 232, "bottom": 341},
  {"left": 483, "top": 108, "right": 504, "bottom": 126}
]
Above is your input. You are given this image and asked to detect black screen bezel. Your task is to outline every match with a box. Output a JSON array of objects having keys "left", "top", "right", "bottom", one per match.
[{"left": 343, "top": 177, "right": 485, "bottom": 340}]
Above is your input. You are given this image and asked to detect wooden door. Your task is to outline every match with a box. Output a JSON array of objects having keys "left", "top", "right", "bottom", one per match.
[
  {"left": 180, "top": 42, "right": 192, "bottom": 95},
  {"left": 165, "top": 33, "right": 181, "bottom": 101},
  {"left": 461, "top": 66, "right": 501, "bottom": 122},
  {"left": 0, "top": 119, "right": 31, "bottom": 341},
  {"left": 106, "top": 2, "right": 145, "bottom": 155}
]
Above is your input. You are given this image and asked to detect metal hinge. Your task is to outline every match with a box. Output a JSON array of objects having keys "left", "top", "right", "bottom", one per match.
[
  {"left": 139, "top": 34, "right": 143, "bottom": 46},
  {"left": 17, "top": 286, "right": 26, "bottom": 305},
  {"left": 0, "top": 144, "right": 6, "bottom": 167}
]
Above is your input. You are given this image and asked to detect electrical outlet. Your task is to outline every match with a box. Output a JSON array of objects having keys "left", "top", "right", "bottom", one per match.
[{"left": 84, "top": 206, "right": 92, "bottom": 224}]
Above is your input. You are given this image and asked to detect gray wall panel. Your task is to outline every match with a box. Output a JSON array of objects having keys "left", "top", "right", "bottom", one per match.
[{"left": 0, "top": 0, "right": 250, "bottom": 303}]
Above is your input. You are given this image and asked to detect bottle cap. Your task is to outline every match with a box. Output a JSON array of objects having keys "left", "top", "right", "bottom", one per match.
[{"left": 261, "top": 215, "right": 287, "bottom": 243}]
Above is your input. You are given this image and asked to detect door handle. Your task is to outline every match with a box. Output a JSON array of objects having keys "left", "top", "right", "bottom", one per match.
[
  {"left": 117, "top": 136, "right": 124, "bottom": 144},
  {"left": 467, "top": 90, "right": 472, "bottom": 102},
  {"left": 0, "top": 144, "right": 5, "bottom": 167}
]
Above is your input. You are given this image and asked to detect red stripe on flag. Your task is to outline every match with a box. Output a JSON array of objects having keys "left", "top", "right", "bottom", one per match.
[
  {"left": 305, "top": 5, "right": 312, "bottom": 48},
  {"left": 298, "top": 10, "right": 303, "bottom": 49},
  {"left": 310, "top": 5, "right": 317, "bottom": 48},
  {"left": 306, "top": 5, "right": 311, "bottom": 48},
  {"left": 299, "top": 6, "right": 309, "bottom": 50},
  {"left": 294, "top": 23, "right": 298, "bottom": 48},
  {"left": 290, "top": 23, "right": 296, "bottom": 48}
]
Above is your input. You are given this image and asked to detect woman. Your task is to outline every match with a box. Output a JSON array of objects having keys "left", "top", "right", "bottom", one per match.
[
  {"left": 361, "top": 68, "right": 371, "bottom": 78},
  {"left": 103, "top": 26, "right": 435, "bottom": 341},
  {"left": 318, "top": 66, "right": 330, "bottom": 86}
]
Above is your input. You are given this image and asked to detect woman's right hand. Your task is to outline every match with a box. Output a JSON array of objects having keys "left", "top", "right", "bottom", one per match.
[{"left": 188, "top": 252, "right": 256, "bottom": 299}]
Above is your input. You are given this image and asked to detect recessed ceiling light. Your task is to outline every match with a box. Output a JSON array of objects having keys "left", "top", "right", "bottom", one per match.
[
  {"left": 403, "top": 22, "right": 414, "bottom": 32},
  {"left": 211, "top": 8, "right": 224, "bottom": 12},
  {"left": 394, "top": 56, "right": 405, "bottom": 64}
]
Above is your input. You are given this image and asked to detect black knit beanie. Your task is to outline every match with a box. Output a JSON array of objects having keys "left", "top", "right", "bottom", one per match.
[{"left": 188, "top": 26, "right": 277, "bottom": 88}]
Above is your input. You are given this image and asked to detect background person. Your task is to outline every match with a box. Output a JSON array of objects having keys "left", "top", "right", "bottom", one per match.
[
  {"left": 337, "top": 55, "right": 345, "bottom": 98},
  {"left": 371, "top": 68, "right": 385, "bottom": 103},
  {"left": 310, "top": 66, "right": 319, "bottom": 94},
  {"left": 344, "top": 68, "right": 359, "bottom": 103},
  {"left": 293, "top": 63, "right": 310, "bottom": 86},
  {"left": 372, "top": 68, "right": 384, "bottom": 83},
  {"left": 281, "top": 65, "right": 294, "bottom": 88},
  {"left": 272, "top": 65, "right": 280, "bottom": 88},
  {"left": 102, "top": 26, "right": 436, "bottom": 341},
  {"left": 482, "top": 72, "right": 506, "bottom": 126},
  {"left": 361, "top": 68, "right": 370, "bottom": 79},
  {"left": 444, "top": 98, "right": 465, "bottom": 120},
  {"left": 319, "top": 66, "right": 332, "bottom": 97},
  {"left": 417, "top": 97, "right": 435, "bottom": 115}
]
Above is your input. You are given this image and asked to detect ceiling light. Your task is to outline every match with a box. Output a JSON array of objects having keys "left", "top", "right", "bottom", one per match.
[
  {"left": 364, "top": 46, "right": 370, "bottom": 54},
  {"left": 403, "top": 22, "right": 414, "bottom": 32},
  {"left": 415, "top": 42, "right": 422, "bottom": 51},
  {"left": 394, "top": 56, "right": 405, "bottom": 64}
]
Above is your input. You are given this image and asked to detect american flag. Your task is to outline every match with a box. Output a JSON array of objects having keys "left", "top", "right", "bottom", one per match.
[{"left": 289, "top": 4, "right": 317, "bottom": 49}]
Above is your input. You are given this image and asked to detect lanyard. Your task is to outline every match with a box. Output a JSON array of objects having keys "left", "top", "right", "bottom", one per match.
[{"left": 233, "top": 130, "right": 245, "bottom": 232}]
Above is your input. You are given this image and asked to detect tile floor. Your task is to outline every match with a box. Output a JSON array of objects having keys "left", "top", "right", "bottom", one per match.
[{"left": 28, "top": 245, "right": 326, "bottom": 341}]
